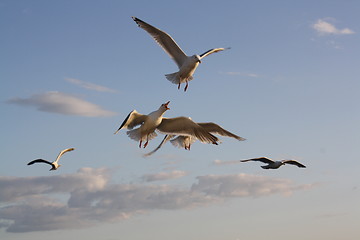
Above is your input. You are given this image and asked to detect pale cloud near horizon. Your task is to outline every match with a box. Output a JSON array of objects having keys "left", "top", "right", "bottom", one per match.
[
  {"left": 7, "top": 91, "right": 117, "bottom": 117},
  {"left": 312, "top": 19, "right": 355, "bottom": 35},
  {"left": 65, "top": 78, "right": 117, "bottom": 93},
  {"left": 0, "top": 168, "right": 313, "bottom": 233},
  {"left": 213, "top": 159, "right": 240, "bottom": 166},
  {"left": 141, "top": 170, "right": 188, "bottom": 182}
]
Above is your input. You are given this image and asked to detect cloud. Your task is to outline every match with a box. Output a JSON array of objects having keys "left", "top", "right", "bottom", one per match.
[
  {"left": 7, "top": 91, "right": 117, "bottom": 117},
  {"left": 213, "top": 159, "right": 240, "bottom": 166},
  {"left": 65, "top": 78, "right": 117, "bottom": 93},
  {"left": 312, "top": 19, "right": 355, "bottom": 35},
  {"left": 141, "top": 170, "right": 188, "bottom": 182},
  {"left": 220, "top": 71, "right": 259, "bottom": 78},
  {"left": 0, "top": 168, "right": 313, "bottom": 233}
]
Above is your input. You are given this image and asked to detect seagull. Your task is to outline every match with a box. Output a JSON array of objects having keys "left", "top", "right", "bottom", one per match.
[
  {"left": 156, "top": 117, "right": 220, "bottom": 145},
  {"left": 240, "top": 157, "right": 306, "bottom": 169},
  {"left": 27, "top": 148, "right": 75, "bottom": 171},
  {"left": 144, "top": 122, "right": 245, "bottom": 156},
  {"left": 114, "top": 101, "right": 170, "bottom": 148},
  {"left": 132, "top": 16, "right": 230, "bottom": 91}
]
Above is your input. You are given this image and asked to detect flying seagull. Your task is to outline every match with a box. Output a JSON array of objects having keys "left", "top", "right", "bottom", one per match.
[
  {"left": 132, "top": 16, "right": 230, "bottom": 91},
  {"left": 144, "top": 122, "right": 245, "bottom": 156},
  {"left": 240, "top": 157, "right": 306, "bottom": 169},
  {"left": 27, "top": 148, "right": 75, "bottom": 171},
  {"left": 114, "top": 101, "right": 171, "bottom": 148}
]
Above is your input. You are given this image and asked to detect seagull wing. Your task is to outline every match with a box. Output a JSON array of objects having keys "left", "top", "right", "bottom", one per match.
[
  {"left": 132, "top": 17, "right": 187, "bottom": 68},
  {"left": 240, "top": 157, "right": 275, "bottom": 164},
  {"left": 157, "top": 117, "right": 219, "bottom": 144},
  {"left": 283, "top": 160, "right": 306, "bottom": 168},
  {"left": 143, "top": 134, "right": 175, "bottom": 157},
  {"left": 54, "top": 148, "right": 75, "bottom": 164},
  {"left": 199, "top": 47, "right": 230, "bottom": 59},
  {"left": 27, "top": 159, "right": 53, "bottom": 166},
  {"left": 198, "top": 122, "right": 245, "bottom": 141},
  {"left": 114, "top": 110, "right": 147, "bottom": 134}
]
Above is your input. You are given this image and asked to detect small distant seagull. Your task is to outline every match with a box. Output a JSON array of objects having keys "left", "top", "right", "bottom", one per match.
[
  {"left": 27, "top": 148, "right": 75, "bottom": 171},
  {"left": 240, "top": 157, "right": 306, "bottom": 169},
  {"left": 132, "top": 16, "right": 230, "bottom": 91}
]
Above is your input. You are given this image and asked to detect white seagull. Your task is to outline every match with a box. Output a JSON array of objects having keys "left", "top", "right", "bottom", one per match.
[
  {"left": 27, "top": 148, "right": 75, "bottom": 171},
  {"left": 132, "top": 16, "right": 230, "bottom": 91},
  {"left": 114, "top": 101, "right": 170, "bottom": 148},
  {"left": 240, "top": 157, "right": 306, "bottom": 169},
  {"left": 145, "top": 122, "right": 245, "bottom": 156}
]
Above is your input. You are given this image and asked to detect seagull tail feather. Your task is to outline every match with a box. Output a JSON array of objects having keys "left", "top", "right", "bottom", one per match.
[{"left": 165, "top": 72, "right": 180, "bottom": 84}]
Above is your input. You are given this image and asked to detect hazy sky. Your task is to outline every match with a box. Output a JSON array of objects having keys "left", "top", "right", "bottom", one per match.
[{"left": 1, "top": 0, "right": 360, "bottom": 239}]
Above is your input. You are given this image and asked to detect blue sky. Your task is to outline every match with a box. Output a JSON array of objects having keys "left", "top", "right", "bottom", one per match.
[{"left": 1, "top": 0, "right": 360, "bottom": 239}]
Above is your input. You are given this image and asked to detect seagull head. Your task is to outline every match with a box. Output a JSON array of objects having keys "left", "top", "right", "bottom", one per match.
[
  {"left": 193, "top": 55, "right": 201, "bottom": 63},
  {"left": 160, "top": 101, "right": 170, "bottom": 111}
]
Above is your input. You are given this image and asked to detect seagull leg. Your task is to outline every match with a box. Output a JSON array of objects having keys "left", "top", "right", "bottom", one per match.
[
  {"left": 184, "top": 81, "right": 188, "bottom": 92},
  {"left": 143, "top": 135, "right": 149, "bottom": 148},
  {"left": 178, "top": 82, "right": 181, "bottom": 89},
  {"left": 139, "top": 140, "right": 142, "bottom": 148}
]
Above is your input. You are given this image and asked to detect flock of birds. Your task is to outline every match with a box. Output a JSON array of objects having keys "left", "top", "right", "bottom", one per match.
[{"left": 27, "top": 17, "right": 306, "bottom": 171}]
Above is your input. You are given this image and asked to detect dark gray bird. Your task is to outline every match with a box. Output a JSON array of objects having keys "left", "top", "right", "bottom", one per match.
[
  {"left": 240, "top": 157, "right": 306, "bottom": 169},
  {"left": 132, "top": 16, "right": 230, "bottom": 91},
  {"left": 27, "top": 148, "right": 75, "bottom": 171}
]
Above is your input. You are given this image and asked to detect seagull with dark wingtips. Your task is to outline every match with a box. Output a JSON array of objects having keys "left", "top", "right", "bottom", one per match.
[
  {"left": 240, "top": 157, "right": 306, "bottom": 169},
  {"left": 132, "top": 16, "right": 230, "bottom": 91},
  {"left": 27, "top": 148, "right": 75, "bottom": 171},
  {"left": 114, "top": 101, "right": 171, "bottom": 148},
  {"left": 144, "top": 122, "right": 245, "bottom": 156}
]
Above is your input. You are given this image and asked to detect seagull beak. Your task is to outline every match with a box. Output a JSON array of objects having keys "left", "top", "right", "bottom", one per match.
[{"left": 164, "top": 101, "right": 170, "bottom": 110}]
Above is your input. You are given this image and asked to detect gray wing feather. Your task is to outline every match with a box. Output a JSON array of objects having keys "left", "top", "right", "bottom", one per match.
[
  {"left": 157, "top": 117, "right": 218, "bottom": 144},
  {"left": 132, "top": 17, "right": 187, "bottom": 68},
  {"left": 199, "top": 47, "right": 230, "bottom": 59},
  {"left": 241, "top": 157, "right": 275, "bottom": 164},
  {"left": 283, "top": 160, "right": 306, "bottom": 168},
  {"left": 114, "top": 110, "right": 147, "bottom": 134},
  {"left": 198, "top": 122, "right": 245, "bottom": 141}
]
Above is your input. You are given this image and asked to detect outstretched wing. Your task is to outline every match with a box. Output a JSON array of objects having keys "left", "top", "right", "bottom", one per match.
[
  {"left": 27, "top": 159, "right": 52, "bottom": 166},
  {"left": 54, "top": 148, "right": 75, "bottom": 164},
  {"left": 143, "top": 134, "right": 175, "bottom": 157},
  {"left": 158, "top": 117, "right": 218, "bottom": 144},
  {"left": 132, "top": 17, "right": 187, "bottom": 68},
  {"left": 240, "top": 157, "right": 275, "bottom": 164},
  {"left": 199, "top": 47, "right": 230, "bottom": 59},
  {"left": 283, "top": 160, "right": 306, "bottom": 168},
  {"left": 114, "top": 110, "right": 147, "bottom": 134},
  {"left": 198, "top": 122, "right": 245, "bottom": 141}
]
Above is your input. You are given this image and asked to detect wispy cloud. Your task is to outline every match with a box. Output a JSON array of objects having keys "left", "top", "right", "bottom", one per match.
[
  {"left": 220, "top": 71, "right": 259, "bottom": 78},
  {"left": 141, "top": 170, "right": 188, "bottom": 182},
  {"left": 0, "top": 168, "right": 313, "bottom": 232},
  {"left": 7, "top": 91, "right": 117, "bottom": 117},
  {"left": 312, "top": 19, "right": 355, "bottom": 35},
  {"left": 65, "top": 78, "right": 117, "bottom": 93},
  {"left": 213, "top": 159, "right": 240, "bottom": 166}
]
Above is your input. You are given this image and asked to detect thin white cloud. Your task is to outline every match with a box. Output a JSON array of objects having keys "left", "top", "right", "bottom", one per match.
[
  {"left": 65, "top": 78, "right": 117, "bottom": 93},
  {"left": 312, "top": 19, "right": 355, "bottom": 35},
  {"left": 213, "top": 159, "right": 240, "bottom": 166},
  {"left": 7, "top": 91, "right": 117, "bottom": 117},
  {"left": 0, "top": 168, "right": 313, "bottom": 233},
  {"left": 141, "top": 170, "right": 188, "bottom": 182},
  {"left": 220, "top": 71, "right": 259, "bottom": 78}
]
